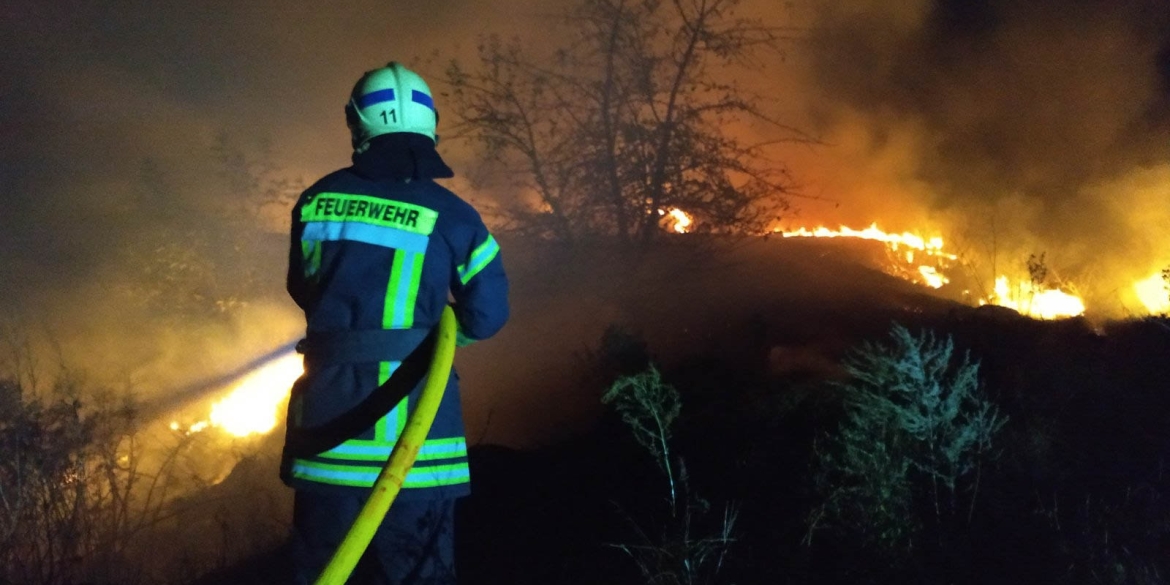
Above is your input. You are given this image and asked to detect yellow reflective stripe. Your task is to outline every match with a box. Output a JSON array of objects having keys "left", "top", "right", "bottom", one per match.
[
  {"left": 418, "top": 437, "right": 467, "bottom": 461},
  {"left": 301, "top": 240, "right": 322, "bottom": 278},
  {"left": 311, "top": 358, "right": 407, "bottom": 458},
  {"left": 290, "top": 461, "right": 378, "bottom": 487},
  {"left": 314, "top": 437, "right": 467, "bottom": 462},
  {"left": 383, "top": 250, "right": 425, "bottom": 329},
  {"left": 378, "top": 360, "right": 396, "bottom": 385},
  {"left": 457, "top": 234, "right": 499, "bottom": 285},
  {"left": 403, "top": 463, "right": 470, "bottom": 488},
  {"left": 290, "top": 459, "right": 470, "bottom": 489},
  {"left": 384, "top": 250, "right": 406, "bottom": 329},
  {"left": 403, "top": 252, "right": 424, "bottom": 328},
  {"left": 376, "top": 360, "right": 408, "bottom": 442},
  {"left": 302, "top": 192, "right": 437, "bottom": 235}
]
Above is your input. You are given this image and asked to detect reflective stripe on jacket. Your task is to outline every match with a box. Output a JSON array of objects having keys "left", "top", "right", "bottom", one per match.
[{"left": 283, "top": 170, "right": 508, "bottom": 499}]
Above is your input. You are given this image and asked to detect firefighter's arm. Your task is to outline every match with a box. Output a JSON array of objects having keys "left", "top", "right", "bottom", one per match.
[
  {"left": 287, "top": 192, "right": 321, "bottom": 311},
  {"left": 287, "top": 210, "right": 309, "bottom": 310},
  {"left": 450, "top": 229, "right": 509, "bottom": 345}
]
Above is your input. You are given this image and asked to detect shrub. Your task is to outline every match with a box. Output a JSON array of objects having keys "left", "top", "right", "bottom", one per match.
[
  {"left": 603, "top": 366, "right": 737, "bottom": 585},
  {"left": 0, "top": 376, "right": 214, "bottom": 585},
  {"left": 806, "top": 324, "right": 1005, "bottom": 558}
]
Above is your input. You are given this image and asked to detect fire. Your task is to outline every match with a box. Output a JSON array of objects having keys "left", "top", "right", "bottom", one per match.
[
  {"left": 170, "top": 351, "right": 303, "bottom": 438},
  {"left": 984, "top": 276, "right": 1085, "bottom": 320},
  {"left": 659, "top": 208, "right": 693, "bottom": 233},
  {"left": 771, "top": 222, "right": 1096, "bottom": 318},
  {"left": 668, "top": 209, "right": 692, "bottom": 233},
  {"left": 776, "top": 223, "right": 955, "bottom": 289},
  {"left": 651, "top": 214, "right": 1168, "bottom": 319},
  {"left": 1134, "top": 271, "right": 1170, "bottom": 314},
  {"left": 918, "top": 266, "right": 947, "bottom": 289},
  {"left": 778, "top": 224, "right": 955, "bottom": 259}
]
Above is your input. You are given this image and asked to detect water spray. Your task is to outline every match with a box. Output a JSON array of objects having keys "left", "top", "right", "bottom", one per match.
[{"left": 139, "top": 338, "right": 301, "bottom": 428}]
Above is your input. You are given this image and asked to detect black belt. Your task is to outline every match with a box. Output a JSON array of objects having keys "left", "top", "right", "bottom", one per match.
[
  {"left": 284, "top": 325, "right": 440, "bottom": 458},
  {"left": 297, "top": 327, "right": 431, "bottom": 364}
]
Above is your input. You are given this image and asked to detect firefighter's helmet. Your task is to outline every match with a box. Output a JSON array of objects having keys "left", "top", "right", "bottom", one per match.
[{"left": 345, "top": 62, "right": 438, "bottom": 150}]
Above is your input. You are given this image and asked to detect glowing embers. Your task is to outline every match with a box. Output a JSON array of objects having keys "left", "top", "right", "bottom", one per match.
[
  {"left": 777, "top": 223, "right": 956, "bottom": 289},
  {"left": 983, "top": 276, "right": 1085, "bottom": 320},
  {"left": 170, "top": 351, "right": 303, "bottom": 438}
]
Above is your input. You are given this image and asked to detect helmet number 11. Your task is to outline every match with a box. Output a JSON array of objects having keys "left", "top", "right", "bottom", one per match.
[{"left": 381, "top": 109, "right": 397, "bottom": 124}]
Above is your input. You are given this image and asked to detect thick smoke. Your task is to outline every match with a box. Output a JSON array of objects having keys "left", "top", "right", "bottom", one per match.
[
  {"left": 1, "top": 0, "right": 1168, "bottom": 396},
  {"left": 782, "top": 0, "right": 1170, "bottom": 309},
  {"left": 0, "top": 0, "right": 566, "bottom": 388}
]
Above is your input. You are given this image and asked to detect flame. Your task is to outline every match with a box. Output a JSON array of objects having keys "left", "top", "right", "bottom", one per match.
[
  {"left": 1134, "top": 272, "right": 1170, "bottom": 314},
  {"left": 659, "top": 208, "right": 693, "bottom": 233},
  {"left": 778, "top": 224, "right": 956, "bottom": 259},
  {"left": 777, "top": 223, "right": 955, "bottom": 289},
  {"left": 918, "top": 266, "right": 948, "bottom": 288},
  {"left": 643, "top": 212, "right": 1170, "bottom": 318},
  {"left": 984, "top": 276, "right": 1085, "bottom": 320},
  {"left": 772, "top": 223, "right": 1094, "bottom": 318}
]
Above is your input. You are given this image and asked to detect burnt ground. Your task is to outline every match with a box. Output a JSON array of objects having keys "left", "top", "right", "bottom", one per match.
[{"left": 190, "top": 235, "right": 1170, "bottom": 585}]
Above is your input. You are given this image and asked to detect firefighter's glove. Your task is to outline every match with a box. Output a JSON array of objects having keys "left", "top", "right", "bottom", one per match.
[
  {"left": 450, "top": 304, "right": 477, "bottom": 346},
  {"left": 455, "top": 329, "right": 477, "bottom": 347}
]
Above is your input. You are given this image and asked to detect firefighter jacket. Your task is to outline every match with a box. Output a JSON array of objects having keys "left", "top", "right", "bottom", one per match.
[{"left": 282, "top": 133, "right": 509, "bottom": 500}]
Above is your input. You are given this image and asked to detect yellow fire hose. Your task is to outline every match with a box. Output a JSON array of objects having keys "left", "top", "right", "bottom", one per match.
[{"left": 314, "top": 306, "right": 458, "bottom": 585}]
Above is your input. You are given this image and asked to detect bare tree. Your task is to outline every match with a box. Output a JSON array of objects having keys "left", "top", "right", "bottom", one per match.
[{"left": 446, "top": 0, "right": 810, "bottom": 246}]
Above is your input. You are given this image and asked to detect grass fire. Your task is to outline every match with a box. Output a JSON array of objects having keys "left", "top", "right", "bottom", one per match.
[{"left": 2, "top": 0, "right": 1169, "bottom": 584}]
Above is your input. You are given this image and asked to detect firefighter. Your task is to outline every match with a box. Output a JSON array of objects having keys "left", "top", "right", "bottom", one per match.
[{"left": 283, "top": 62, "right": 509, "bottom": 584}]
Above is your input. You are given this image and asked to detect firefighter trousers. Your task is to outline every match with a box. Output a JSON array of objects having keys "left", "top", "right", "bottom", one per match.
[{"left": 290, "top": 490, "right": 457, "bottom": 585}]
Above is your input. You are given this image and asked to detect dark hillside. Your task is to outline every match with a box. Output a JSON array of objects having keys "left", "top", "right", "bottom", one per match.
[
  {"left": 193, "top": 236, "right": 1169, "bottom": 585},
  {"left": 457, "top": 235, "right": 962, "bottom": 448}
]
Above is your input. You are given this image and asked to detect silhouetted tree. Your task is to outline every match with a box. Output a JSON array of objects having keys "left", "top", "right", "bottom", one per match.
[{"left": 446, "top": 0, "right": 809, "bottom": 246}]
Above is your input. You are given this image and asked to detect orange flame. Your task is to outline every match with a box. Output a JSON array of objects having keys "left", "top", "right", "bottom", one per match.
[
  {"left": 918, "top": 266, "right": 948, "bottom": 289},
  {"left": 668, "top": 209, "right": 692, "bottom": 233},
  {"left": 777, "top": 224, "right": 956, "bottom": 259},
  {"left": 776, "top": 223, "right": 955, "bottom": 289},
  {"left": 983, "top": 276, "right": 1085, "bottom": 320},
  {"left": 659, "top": 208, "right": 693, "bottom": 234},
  {"left": 1134, "top": 272, "right": 1170, "bottom": 314}
]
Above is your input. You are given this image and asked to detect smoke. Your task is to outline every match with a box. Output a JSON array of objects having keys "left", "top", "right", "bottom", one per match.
[
  {"left": 801, "top": 0, "right": 1169, "bottom": 200},
  {"left": 1, "top": 0, "right": 1168, "bottom": 410},
  {"left": 0, "top": 2, "right": 440, "bottom": 392},
  {"left": 779, "top": 0, "right": 1170, "bottom": 308}
]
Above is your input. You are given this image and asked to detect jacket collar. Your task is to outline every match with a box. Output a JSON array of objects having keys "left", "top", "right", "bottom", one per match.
[{"left": 352, "top": 133, "right": 454, "bottom": 182}]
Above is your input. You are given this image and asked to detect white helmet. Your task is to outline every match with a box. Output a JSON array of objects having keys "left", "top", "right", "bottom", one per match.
[{"left": 345, "top": 62, "right": 438, "bottom": 149}]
